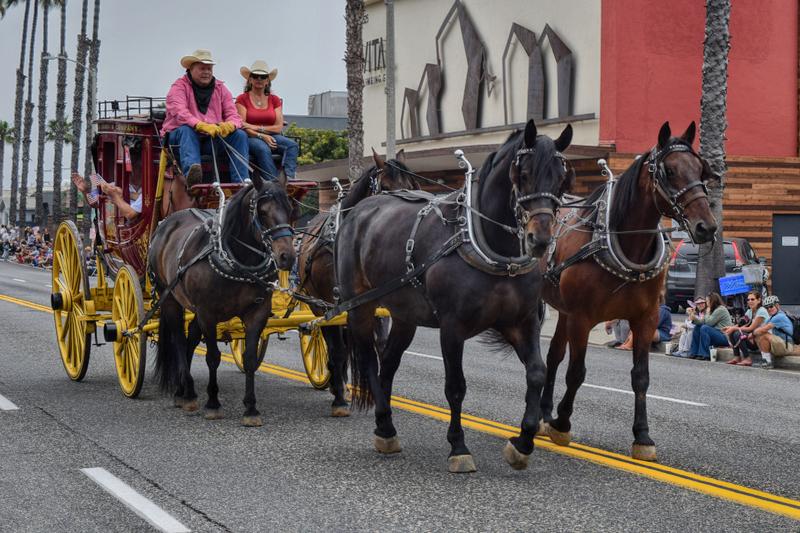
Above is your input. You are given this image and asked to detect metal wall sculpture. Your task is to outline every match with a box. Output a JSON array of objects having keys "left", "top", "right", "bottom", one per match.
[{"left": 400, "top": 1, "right": 574, "bottom": 140}]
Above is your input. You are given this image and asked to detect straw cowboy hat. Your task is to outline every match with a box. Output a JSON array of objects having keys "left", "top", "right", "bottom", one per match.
[
  {"left": 240, "top": 60, "right": 278, "bottom": 81},
  {"left": 180, "top": 49, "right": 217, "bottom": 69}
]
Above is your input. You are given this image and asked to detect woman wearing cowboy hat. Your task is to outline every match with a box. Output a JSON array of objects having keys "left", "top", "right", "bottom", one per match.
[
  {"left": 161, "top": 49, "right": 250, "bottom": 184},
  {"left": 235, "top": 60, "right": 299, "bottom": 182}
]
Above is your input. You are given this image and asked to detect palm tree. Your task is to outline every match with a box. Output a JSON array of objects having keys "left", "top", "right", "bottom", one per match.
[
  {"left": 69, "top": 0, "right": 89, "bottom": 220},
  {"left": 81, "top": 0, "right": 100, "bottom": 236},
  {"left": 19, "top": 0, "right": 40, "bottom": 226},
  {"left": 46, "top": 119, "right": 74, "bottom": 144},
  {"left": 695, "top": 0, "right": 730, "bottom": 298},
  {"left": 52, "top": 0, "right": 68, "bottom": 223},
  {"left": 345, "top": 0, "right": 366, "bottom": 181},
  {"left": 0, "top": 121, "right": 17, "bottom": 204},
  {"left": 2, "top": 0, "right": 33, "bottom": 226}
]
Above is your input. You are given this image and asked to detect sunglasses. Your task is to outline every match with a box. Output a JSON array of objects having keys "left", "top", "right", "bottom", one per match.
[
  {"left": 747, "top": 298, "right": 757, "bottom": 301},
  {"left": 251, "top": 74, "right": 269, "bottom": 80},
  {"left": 766, "top": 305, "right": 776, "bottom": 309}
]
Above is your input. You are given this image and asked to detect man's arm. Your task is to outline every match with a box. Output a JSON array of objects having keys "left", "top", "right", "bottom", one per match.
[
  {"left": 166, "top": 79, "right": 202, "bottom": 129},
  {"left": 100, "top": 183, "right": 139, "bottom": 221}
]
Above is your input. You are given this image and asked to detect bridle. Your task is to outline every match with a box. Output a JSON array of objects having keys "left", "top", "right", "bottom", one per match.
[
  {"left": 249, "top": 187, "right": 294, "bottom": 255},
  {"left": 511, "top": 146, "right": 568, "bottom": 228},
  {"left": 646, "top": 143, "right": 709, "bottom": 242}
]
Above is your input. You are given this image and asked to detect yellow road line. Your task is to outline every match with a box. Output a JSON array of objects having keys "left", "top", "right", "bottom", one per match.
[{"left": 3, "top": 292, "right": 799, "bottom": 521}]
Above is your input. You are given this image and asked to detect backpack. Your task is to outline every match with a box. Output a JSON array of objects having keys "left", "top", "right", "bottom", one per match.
[{"left": 782, "top": 312, "right": 800, "bottom": 345}]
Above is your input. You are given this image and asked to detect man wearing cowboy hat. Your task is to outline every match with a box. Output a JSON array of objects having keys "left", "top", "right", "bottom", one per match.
[{"left": 161, "top": 49, "right": 250, "bottom": 185}]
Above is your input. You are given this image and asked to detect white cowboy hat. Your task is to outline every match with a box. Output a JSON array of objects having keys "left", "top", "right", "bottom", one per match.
[
  {"left": 240, "top": 60, "right": 278, "bottom": 81},
  {"left": 180, "top": 49, "right": 216, "bottom": 69}
]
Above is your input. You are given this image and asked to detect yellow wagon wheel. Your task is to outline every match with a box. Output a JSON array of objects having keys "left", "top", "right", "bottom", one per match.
[
  {"left": 300, "top": 326, "right": 331, "bottom": 390},
  {"left": 111, "top": 265, "right": 147, "bottom": 398},
  {"left": 230, "top": 337, "right": 269, "bottom": 373},
  {"left": 51, "top": 221, "right": 92, "bottom": 381}
]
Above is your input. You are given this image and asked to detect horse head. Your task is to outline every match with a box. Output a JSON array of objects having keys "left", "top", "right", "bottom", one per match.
[
  {"left": 650, "top": 121, "right": 717, "bottom": 243},
  {"left": 372, "top": 148, "right": 420, "bottom": 192},
  {"left": 249, "top": 173, "right": 296, "bottom": 270},
  {"left": 509, "top": 119, "right": 574, "bottom": 257}
]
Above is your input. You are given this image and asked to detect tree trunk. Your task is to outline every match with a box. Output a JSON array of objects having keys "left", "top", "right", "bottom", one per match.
[
  {"left": 695, "top": 0, "right": 730, "bottom": 299},
  {"left": 0, "top": 141, "right": 5, "bottom": 209},
  {"left": 345, "top": 0, "right": 365, "bottom": 181},
  {"left": 10, "top": 0, "right": 32, "bottom": 227},
  {"left": 52, "top": 1, "right": 68, "bottom": 224},
  {"left": 19, "top": 0, "right": 40, "bottom": 227},
  {"left": 82, "top": 0, "right": 101, "bottom": 238},
  {"left": 69, "top": 0, "right": 90, "bottom": 221},
  {"left": 35, "top": 4, "right": 50, "bottom": 227}
]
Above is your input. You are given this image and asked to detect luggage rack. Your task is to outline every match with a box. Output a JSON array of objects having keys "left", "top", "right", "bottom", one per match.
[{"left": 98, "top": 96, "right": 166, "bottom": 120}]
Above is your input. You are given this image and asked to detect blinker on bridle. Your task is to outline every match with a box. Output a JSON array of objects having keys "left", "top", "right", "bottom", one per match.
[
  {"left": 249, "top": 188, "right": 294, "bottom": 247},
  {"left": 512, "top": 146, "right": 567, "bottom": 224}
]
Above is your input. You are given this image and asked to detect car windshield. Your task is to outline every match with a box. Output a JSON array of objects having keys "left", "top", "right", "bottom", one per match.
[{"left": 674, "top": 242, "right": 735, "bottom": 263}]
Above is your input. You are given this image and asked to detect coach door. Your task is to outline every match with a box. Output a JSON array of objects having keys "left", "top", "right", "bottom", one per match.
[{"left": 771, "top": 214, "right": 800, "bottom": 304}]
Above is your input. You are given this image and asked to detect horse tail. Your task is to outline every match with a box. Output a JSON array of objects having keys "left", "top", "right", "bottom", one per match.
[
  {"left": 478, "top": 328, "right": 515, "bottom": 357},
  {"left": 346, "top": 323, "right": 375, "bottom": 410},
  {"left": 154, "top": 296, "right": 182, "bottom": 393}
]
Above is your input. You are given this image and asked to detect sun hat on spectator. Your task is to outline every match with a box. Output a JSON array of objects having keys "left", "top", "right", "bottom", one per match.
[{"left": 694, "top": 297, "right": 706, "bottom": 305}]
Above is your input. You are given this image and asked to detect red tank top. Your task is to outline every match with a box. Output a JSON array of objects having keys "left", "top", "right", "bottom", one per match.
[{"left": 235, "top": 92, "right": 282, "bottom": 126}]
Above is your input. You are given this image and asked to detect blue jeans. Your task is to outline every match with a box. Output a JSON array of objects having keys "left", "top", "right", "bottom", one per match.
[
  {"left": 168, "top": 125, "right": 249, "bottom": 183},
  {"left": 248, "top": 134, "right": 299, "bottom": 180},
  {"left": 690, "top": 324, "right": 730, "bottom": 359}
]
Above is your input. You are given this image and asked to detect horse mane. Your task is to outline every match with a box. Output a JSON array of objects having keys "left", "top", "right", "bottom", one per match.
[
  {"left": 221, "top": 181, "right": 291, "bottom": 243},
  {"left": 341, "top": 165, "right": 378, "bottom": 211}
]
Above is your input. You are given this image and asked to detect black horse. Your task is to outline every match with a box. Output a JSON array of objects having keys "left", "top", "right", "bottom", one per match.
[
  {"left": 149, "top": 174, "right": 295, "bottom": 426},
  {"left": 335, "top": 120, "right": 574, "bottom": 472},
  {"left": 297, "top": 150, "right": 419, "bottom": 416}
]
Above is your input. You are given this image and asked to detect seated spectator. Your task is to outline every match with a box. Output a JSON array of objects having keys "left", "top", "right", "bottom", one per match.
[
  {"left": 723, "top": 290, "right": 768, "bottom": 366},
  {"left": 617, "top": 294, "right": 672, "bottom": 350},
  {"left": 604, "top": 319, "right": 629, "bottom": 348},
  {"left": 687, "top": 292, "right": 732, "bottom": 360},
  {"left": 752, "top": 295, "right": 794, "bottom": 369},
  {"left": 672, "top": 297, "right": 706, "bottom": 357}
]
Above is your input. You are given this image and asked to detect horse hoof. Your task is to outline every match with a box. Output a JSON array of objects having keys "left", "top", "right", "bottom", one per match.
[
  {"left": 632, "top": 443, "right": 657, "bottom": 462},
  {"left": 242, "top": 415, "right": 263, "bottom": 427},
  {"left": 547, "top": 425, "right": 572, "bottom": 447},
  {"left": 502, "top": 441, "right": 530, "bottom": 470},
  {"left": 536, "top": 420, "right": 548, "bottom": 437},
  {"left": 331, "top": 406, "right": 351, "bottom": 417},
  {"left": 204, "top": 409, "right": 224, "bottom": 420},
  {"left": 448, "top": 454, "right": 477, "bottom": 473},
  {"left": 173, "top": 397, "right": 185, "bottom": 408},
  {"left": 181, "top": 400, "right": 199, "bottom": 413},
  {"left": 373, "top": 435, "right": 402, "bottom": 454}
]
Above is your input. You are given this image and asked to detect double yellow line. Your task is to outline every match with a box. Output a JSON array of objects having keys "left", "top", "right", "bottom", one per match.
[{"left": 3, "top": 292, "right": 799, "bottom": 520}]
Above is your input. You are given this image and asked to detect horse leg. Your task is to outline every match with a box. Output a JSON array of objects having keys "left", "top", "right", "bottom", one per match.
[
  {"left": 195, "top": 318, "right": 223, "bottom": 420},
  {"left": 323, "top": 325, "right": 350, "bottom": 417},
  {"left": 240, "top": 314, "right": 270, "bottom": 427},
  {"left": 175, "top": 318, "right": 201, "bottom": 406},
  {"left": 378, "top": 319, "right": 416, "bottom": 402},
  {"left": 629, "top": 319, "right": 657, "bottom": 461},
  {"left": 502, "top": 317, "right": 547, "bottom": 470},
  {"left": 547, "top": 317, "right": 591, "bottom": 447},
  {"left": 165, "top": 300, "right": 197, "bottom": 412},
  {"left": 439, "top": 325, "right": 474, "bottom": 473},
  {"left": 540, "top": 314, "right": 569, "bottom": 430}
]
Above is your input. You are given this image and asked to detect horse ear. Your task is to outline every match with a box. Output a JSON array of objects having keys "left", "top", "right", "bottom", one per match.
[
  {"left": 372, "top": 147, "right": 385, "bottom": 170},
  {"left": 395, "top": 149, "right": 406, "bottom": 163},
  {"left": 250, "top": 171, "right": 264, "bottom": 191},
  {"left": 681, "top": 121, "right": 696, "bottom": 145},
  {"left": 554, "top": 124, "right": 573, "bottom": 152},
  {"left": 658, "top": 121, "right": 671, "bottom": 148},
  {"left": 524, "top": 119, "right": 538, "bottom": 148}
]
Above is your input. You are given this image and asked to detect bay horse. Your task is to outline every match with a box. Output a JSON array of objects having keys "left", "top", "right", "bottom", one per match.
[
  {"left": 149, "top": 173, "right": 295, "bottom": 426},
  {"left": 540, "top": 122, "right": 717, "bottom": 461},
  {"left": 336, "top": 119, "right": 574, "bottom": 472},
  {"left": 297, "top": 150, "right": 419, "bottom": 417}
]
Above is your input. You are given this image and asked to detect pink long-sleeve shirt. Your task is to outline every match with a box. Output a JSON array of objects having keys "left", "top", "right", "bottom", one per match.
[{"left": 160, "top": 75, "right": 243, "bottom": 136}]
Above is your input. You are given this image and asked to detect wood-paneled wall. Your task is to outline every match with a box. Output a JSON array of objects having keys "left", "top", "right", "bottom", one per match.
[{"left": 569, "top": 154, "right": 800, "bottom": 266}]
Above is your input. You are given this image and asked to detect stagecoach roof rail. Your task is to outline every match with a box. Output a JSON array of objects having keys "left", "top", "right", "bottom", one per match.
[{"left": 97, "top": 96, "right": 166, "bottom": 120}]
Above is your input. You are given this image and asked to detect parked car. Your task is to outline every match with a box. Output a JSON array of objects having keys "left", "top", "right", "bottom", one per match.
[{"left": 665, "top": 238, "right": 768, "bottom": 313}]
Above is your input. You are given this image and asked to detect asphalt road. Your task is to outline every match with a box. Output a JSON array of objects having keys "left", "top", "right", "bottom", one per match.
[{"left": 0, "top": 260, "right": 798, "bottom": 532}]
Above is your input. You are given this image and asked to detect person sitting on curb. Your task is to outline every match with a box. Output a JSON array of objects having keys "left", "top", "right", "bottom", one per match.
[
  {"left": 752, "top": 295, "right": 794, "bottom": 369},
  {"left": 604, "top": 319, "right": 630, "bottom": 348},
  {"left": 161, "top": 49, "right": 249, "bottom": 186},
  {"left": 723, "top": 290, "right": 768, "bottom": 366},
  {"left": 672, "top": 297, "right": 706, "bottom": 357},
  {"left": 686, "top": 292, "right": 732, "bottom": 360},
  {"left": 617, "top": 293, "right": 672, "bottom": 350}
]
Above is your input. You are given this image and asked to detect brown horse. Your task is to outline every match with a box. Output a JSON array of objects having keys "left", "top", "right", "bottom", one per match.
[
  {"left": 336, "top": 120, "right": 574, "bottom": 472},
  {"left": 149, "top": 173, "right": 295, "bottom": 426},
  {"left": 297, "top": 150, "right": 419, "bottom": 417},
  {"left": 540, "top": 122, "right": 717, "bottom": 461}
]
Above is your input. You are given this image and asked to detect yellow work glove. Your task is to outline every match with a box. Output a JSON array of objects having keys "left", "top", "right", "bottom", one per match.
[
  {"left": 195, "top": 121, "right": 219, "bottom": 137},
  {"left": 217, "top": 121, "right": 237, "bottom": 137}
]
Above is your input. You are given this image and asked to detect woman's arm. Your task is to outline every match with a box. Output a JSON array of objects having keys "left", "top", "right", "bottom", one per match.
[
  {"left": 260, "top": 98, "right": 285, "bottom": 134},
  {"left": 741, "top": 315, "right": 765, "bottom": 333}
]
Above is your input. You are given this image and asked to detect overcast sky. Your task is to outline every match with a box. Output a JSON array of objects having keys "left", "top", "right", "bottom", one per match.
[{"left": 0, "top": 0, "right": 346, "bottom": 189}]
